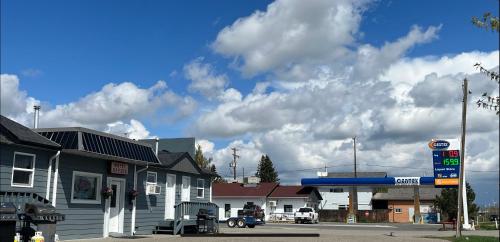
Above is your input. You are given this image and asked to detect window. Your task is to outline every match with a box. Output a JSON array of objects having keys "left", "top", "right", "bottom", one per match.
[
  {"left": 224, "top": 204, "right": 231, "bottom": 218},
  {"left": 197, "top": 179, "right": 204, "bottom": 198},
  {"left": 333, "top": 188, "right": 343, "bottom": 193},
  {"left": 71, "top": 171, "right": 102, "bottom": 204},
  {"left": 284, "top": 205, "right": 293, "bottom": 213},
  {"left": 11, "top": 152, "right": 36, "bottom": 187},
  {"left": 338, "top": 205, "right": 348, "bottom": 210},
  {"left": 146, "top": 171, "right": 157, "bottom": 184},
  {"left": 395, "top": 208, "right": 402, "bottom": 213}
]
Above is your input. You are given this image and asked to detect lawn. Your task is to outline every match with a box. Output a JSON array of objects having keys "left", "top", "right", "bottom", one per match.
[
  {"left": 439, "top": 236, "right": 500, "bottom": 242},
  {"left": 477, "top": 222, "right": 499, "bottom": 230}
]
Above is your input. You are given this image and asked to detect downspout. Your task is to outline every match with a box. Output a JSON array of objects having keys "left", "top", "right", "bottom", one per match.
[
  {"left": 131, "top": 138, "right": 157, "bottom": 235},
  {"left": 51, "top": 152, "right": 60, "bottom": 207},
  {"left": 131, "top": 161, "right": 150, "bottom": 235},
  {"left": 46, "top": 151, "right": 60, "bottom": 200}
]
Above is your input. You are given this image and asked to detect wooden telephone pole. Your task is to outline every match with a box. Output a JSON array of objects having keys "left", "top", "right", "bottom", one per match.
[
  {"left": 456, "top": 78, "right": 468, "bottom": 237},
  {"left": 231, "top": 148, "right": 240, "bottom": 181}
]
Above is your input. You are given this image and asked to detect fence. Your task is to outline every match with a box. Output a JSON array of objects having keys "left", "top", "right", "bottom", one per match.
[
  {"left": 318, "top": 209, "right": 389, "bottom": 223},
  {"left": 268, "top": 212, "right": 295, "bottom": 222}
]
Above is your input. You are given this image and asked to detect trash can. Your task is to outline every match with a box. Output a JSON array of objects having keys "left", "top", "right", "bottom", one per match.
[
  {"left": 21, "top": 203, "right": 65, "bottom": 242},
  {"left": 0, "top": 202, "right": 18, "bottom": 242}
]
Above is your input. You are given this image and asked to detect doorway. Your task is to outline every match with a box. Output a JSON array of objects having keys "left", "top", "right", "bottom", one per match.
[
  {"left": 165, "top": 174, "right": 176, "bottom": 219},
  {"left": 105, "top": 177, "right": 125, "bottom": 236}
]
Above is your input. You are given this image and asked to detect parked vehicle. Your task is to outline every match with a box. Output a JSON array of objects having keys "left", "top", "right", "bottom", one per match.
[
  {"left": 237, "top": 204, "right": 265, "bottom": 222},
  {"left": 490, "top": 215, "right": 498, "bottom": 221},
  {"left": 227, "top": 204, "right": 265, "bottom": 228},
  {"left": 294, "top": 207, "right": 319, "bottom": 224}
]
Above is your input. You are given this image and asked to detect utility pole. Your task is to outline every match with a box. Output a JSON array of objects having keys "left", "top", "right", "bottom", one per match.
[
  {"left": 457, "top": 78, "right": 469, "bottom": 237},
  {"left": 348, "top": 136, "right": 358, "bottom": 223},
  {"left": 231, "top": 147, "right": 239, "bottom": 181}
]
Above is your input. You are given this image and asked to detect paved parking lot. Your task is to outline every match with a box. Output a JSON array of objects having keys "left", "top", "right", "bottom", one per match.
[{"left": 64, "top": 223, "right": 499, "bottom": 242}]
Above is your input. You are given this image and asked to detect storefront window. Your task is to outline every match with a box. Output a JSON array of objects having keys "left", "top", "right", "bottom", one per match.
[{"left": 71, "top": 171, "right": 102, "bottom": 204}]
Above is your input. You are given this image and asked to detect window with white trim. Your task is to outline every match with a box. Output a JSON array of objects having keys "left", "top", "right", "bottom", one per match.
[
  {"left": 11, "top": 152, "right": 36, "bottom": 187},
  {"left": 394, "top": 208, "right": 403, "bottom": 213},
  {"left": 71, "top": 171, "right": 102, "bottom": 204},
  {"left": 146, "top": 171, "right": 157, "bottom": 184},
  {"left": 197, "top": 179, "right": 204, "bottom": 198}
]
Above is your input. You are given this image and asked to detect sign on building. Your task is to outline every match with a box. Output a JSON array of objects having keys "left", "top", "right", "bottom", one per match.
[
  {"left": 109, "top": 161, "right": 128, "bottom": 175},
  {"left": 394, "top": 177, "right": 420, "bottom": 186},
  {"left": 429, "top": 139, "right": 460, "bottom": 187}
]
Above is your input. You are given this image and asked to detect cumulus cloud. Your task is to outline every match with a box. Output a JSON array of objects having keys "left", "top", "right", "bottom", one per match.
[
  {"left": 212, "top": 0, "right": 369, "bottom": 76},
  {"left": 1, "top": 75, "right": 197, "bottom": 139},
  {"left": 184, "top": 57, "right": 228, "bottom": 99}
]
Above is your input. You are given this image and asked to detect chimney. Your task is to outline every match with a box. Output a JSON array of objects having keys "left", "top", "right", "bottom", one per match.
[
  {"left": 155, "top": 137, "right": 159, "bottom": 156},
  {"left": 33, "top": 105, "right": 41, "bottom": 128}
]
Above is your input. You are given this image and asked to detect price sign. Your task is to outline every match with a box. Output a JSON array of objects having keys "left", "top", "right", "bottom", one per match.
[{"left": 432, "top": 149, "right": 460, "bottom": 187}]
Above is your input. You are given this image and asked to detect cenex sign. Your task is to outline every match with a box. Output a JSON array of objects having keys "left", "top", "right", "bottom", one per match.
[
  {"left": 428, "top": 140, "right": 450, "bottom": 149},
  {"left": 394, "top": 177, "right": 420, "bottom": 186},
  {"left": 429, "top": 138, "right": 460, "bottom": 187}
]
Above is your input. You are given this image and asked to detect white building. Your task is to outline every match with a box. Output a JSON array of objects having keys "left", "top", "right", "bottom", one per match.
[
  {"left": 212, "top": 182, "right": 322, "bottom": 222},
  {"left": 317, "top": 172, "right": 387, "bottom": 211},
  {"left": 212, "top": 182, "right": 278, "bottom": 221}
]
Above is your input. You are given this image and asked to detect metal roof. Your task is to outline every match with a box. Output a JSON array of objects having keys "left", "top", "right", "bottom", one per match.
[
  {"left": 0, "top": 115, "right": 60, "bottom": 149},
  {"left": 141, "top": 138, "right": 196, "bottom": 158},
  {"left": 35, "top": 127, "right": 159, "bottom": 164},
  {"left": 372, "top": 187, "right": 442, "bottom": 201},
  {"left": 324, "top": 172, "right": 387, "bottom": 178}
]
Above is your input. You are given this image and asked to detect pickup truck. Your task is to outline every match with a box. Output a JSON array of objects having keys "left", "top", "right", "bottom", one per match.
[{"left": 294, "top": 207, "right": 319, "bottom": 224}]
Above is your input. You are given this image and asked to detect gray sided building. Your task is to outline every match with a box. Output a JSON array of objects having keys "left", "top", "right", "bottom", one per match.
[{"left": 0, "top": 115, "right": 214, "bottom": 240}]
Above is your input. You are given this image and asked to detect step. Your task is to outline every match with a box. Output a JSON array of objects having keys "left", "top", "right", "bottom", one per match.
[{"left": 153, "top": 229, "right": 174, "bottom": 234}]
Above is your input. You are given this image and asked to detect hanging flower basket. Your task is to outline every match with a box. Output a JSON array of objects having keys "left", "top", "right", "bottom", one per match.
[
  {"left": 128, "top": 189, "right": 139, "bottom": 199},
  {"left": 101, "top": 187, "right": 113, "bottom": 199}
]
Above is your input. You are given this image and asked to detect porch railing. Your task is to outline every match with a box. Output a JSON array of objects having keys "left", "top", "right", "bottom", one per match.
[
  {"left": 0, "top": 191, "right": 50, "bottom": 211},
  {"left": 173, "top": 201, "right": 219, "bottom": 235}
]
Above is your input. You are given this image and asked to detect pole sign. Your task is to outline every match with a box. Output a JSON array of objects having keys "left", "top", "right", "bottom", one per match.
[{"left": 429, "top": 139, "right": 460, "bottom": 187}]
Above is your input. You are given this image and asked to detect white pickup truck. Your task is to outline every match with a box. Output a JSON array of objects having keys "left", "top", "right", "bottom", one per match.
[{"left": 294, "top": 207, "right": 319, "bottom": 224}]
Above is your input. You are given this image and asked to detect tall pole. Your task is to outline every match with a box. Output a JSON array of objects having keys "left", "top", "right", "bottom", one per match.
[
  {"left": 457, "top": 78, "right": 468, "bottom": 237},
  {"left": 231, "top": 147, "right": 239, "bottom": 181}
]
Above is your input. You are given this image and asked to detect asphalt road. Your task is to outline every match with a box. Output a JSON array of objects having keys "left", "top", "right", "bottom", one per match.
[{"left": 64, "top": 223, "right": 499, "bottom": 242}]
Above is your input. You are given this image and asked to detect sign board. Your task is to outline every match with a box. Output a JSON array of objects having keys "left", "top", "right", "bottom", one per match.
[
  {"left": 109, "top": 161, "right": 128, "bottom": 175},
  {"left": 394, "top": 177, "right": 420, "bottom": 186},
  {"left": 429, "top": 139, "right": 460, "bottom": 187}
]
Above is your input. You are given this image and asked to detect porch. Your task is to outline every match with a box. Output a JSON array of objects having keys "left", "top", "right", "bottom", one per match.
[{"left": 153, "top": 201, "right": 219, "bottom": 235}]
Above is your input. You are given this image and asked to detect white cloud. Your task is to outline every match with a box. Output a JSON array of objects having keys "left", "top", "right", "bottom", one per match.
[
  {"left": 184, "top": 57, "right": 228, "bottom": 99},
  {"left": 212, "top": 0, "right": 369, "bottom": 76},
  {"left": 0, "top": 75, "right": 197, "bottom": 138},
  {"left": 105, "top": 119, "right": 151, "bottom": 139}
]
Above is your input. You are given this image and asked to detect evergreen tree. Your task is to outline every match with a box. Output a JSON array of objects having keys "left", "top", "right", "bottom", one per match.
[
  {"left": 210, "top": 164, "right": 226, "bottom": 183},
  {"left": 255, "top": 155, "right": 279, "bottom": 182},
  {"left": 194, "top": 144, "right": 210, "bottom": 169},
  {"left": 433, "top": 182, "right": 479, "bottom": 221}
]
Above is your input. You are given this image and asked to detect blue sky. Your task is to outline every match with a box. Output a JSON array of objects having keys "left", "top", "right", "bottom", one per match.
[{"left": 1, "top": 0, "right": 499, "bottom": 204}]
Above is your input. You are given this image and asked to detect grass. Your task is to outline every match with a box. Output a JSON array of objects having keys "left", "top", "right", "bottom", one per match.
[
  {"left": 477, "top": 222, "right": 499, "bottom": 230},
  {"left": 435, "top": 236, "right": 499, "bottom": 242}
]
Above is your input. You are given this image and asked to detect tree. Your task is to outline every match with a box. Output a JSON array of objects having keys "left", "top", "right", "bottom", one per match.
[
  {"left": 433, "top": 182, "right": 479, "bottom": 221},
  {"left": 210, "top": 164, "right": 226, "bottom": 183},
  {"left": 471, "top": 12, "right": 500, "bottom": 115},
  {"left": 194, "top": 144, "right": 224, "bottom": 182},
  {"left": 255, "top": 155, "right": 279, "bottom": 182},
  {"left": 194, "top": 144, "right": 210, "bottom": 169}
]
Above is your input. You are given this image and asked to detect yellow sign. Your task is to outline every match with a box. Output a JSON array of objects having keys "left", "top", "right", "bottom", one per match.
[{"left": 434, "top": 178, "right": 459, "bottom": 186}]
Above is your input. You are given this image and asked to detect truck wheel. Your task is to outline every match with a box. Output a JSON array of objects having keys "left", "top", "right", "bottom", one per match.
[
  {"left": 248, "top": 224, "right": 255, "bottom": 228},
  {"left": 237, "top": 218, "right": 246, "bottom": 228},
  {"left": 227, "top": 219, "right": 236, "bottom": 228}
]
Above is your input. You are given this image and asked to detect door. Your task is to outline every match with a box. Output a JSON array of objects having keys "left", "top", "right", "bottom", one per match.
[
  {"left": 181, "top": 176, "right": 190, "bottom": 202},
  {"left": 165, "top": 174, "right": 176, "bottom": 219},
  {"left": 408, "top": 207, "right": 415, "bottom": 222},
  {"left": 107, "top": 178, "right": 125, "bottom": 234}
]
